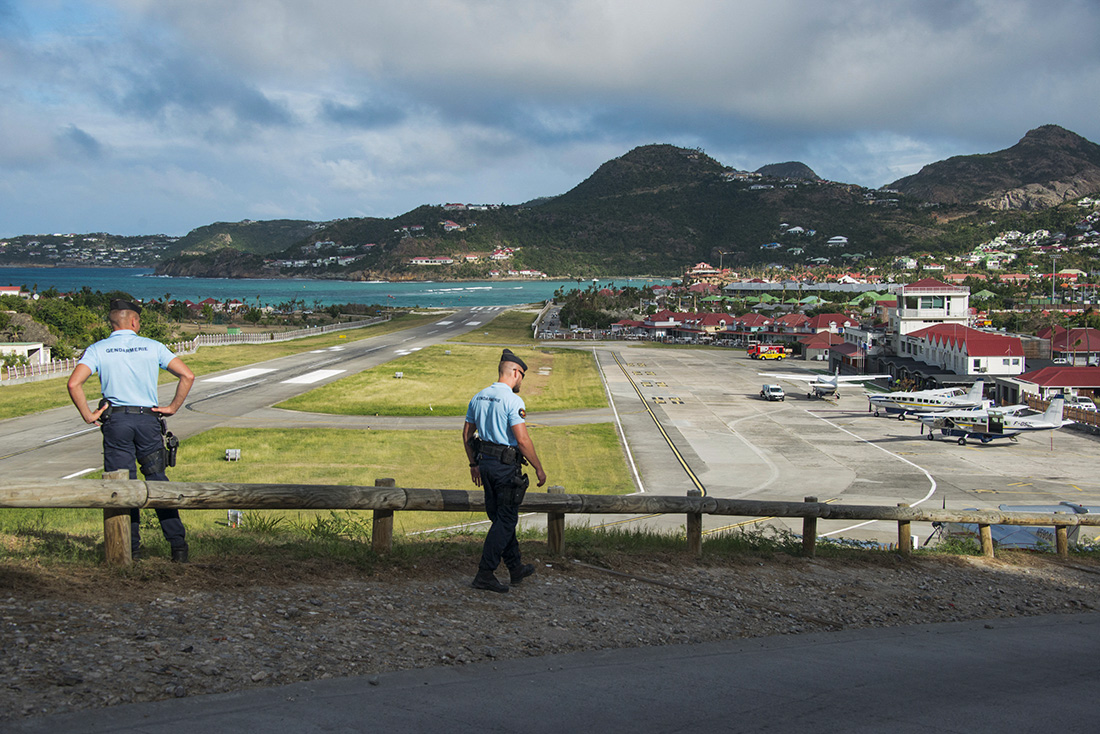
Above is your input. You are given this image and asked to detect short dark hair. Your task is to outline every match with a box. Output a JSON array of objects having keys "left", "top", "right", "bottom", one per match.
[{"left": 108, "top": 298, "right": 142, "bottom": 314}]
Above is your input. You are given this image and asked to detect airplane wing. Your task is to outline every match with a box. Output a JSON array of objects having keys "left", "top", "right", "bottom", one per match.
[
  {"left": 758, "top": 372, "right": 820, "bottom": 383},
  {"left": 834, "top": 374, "right": 891, "bottom": 383}
]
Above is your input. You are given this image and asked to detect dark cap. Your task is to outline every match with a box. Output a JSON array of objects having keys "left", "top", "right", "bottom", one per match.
[
  {"left": 108, "top": 298, "right": 142, "bottom": 314},
  {"left": 500, "top": 348, "right": 528, "bottom": 371}
]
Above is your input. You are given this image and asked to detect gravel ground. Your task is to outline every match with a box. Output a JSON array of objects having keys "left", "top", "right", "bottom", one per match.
[{"left": 2, "top": 550, "right": 1098, "bottom": 720}]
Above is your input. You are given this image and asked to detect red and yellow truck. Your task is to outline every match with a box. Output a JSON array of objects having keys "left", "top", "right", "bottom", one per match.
[{"left": 747, "top": 344, "right": 787, "bottom": 360}]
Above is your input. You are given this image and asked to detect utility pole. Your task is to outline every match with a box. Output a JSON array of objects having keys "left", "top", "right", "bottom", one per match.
[{"left": 1051, "top": 253, "right": 1060, "bottom": 304}]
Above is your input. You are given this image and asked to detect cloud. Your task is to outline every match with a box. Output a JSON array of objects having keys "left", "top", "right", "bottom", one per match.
[
  {"left": 57, "top": 124, "right": 104, "bottom": 159},
  {"left": 2, "top": 0, "right": 1100, "bottom": 236},
  {"left": 320, "top": 97, "right": 409, "bottom": 130}
]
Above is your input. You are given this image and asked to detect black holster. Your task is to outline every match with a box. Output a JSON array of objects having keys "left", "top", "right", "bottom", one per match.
[{"left": 510, "top": 472, "right": 530, "bottom": 505}]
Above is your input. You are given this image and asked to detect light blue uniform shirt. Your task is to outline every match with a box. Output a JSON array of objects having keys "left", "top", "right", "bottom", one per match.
[
  {"left": 78, "top": 329, "right": 176, "bottom": 407},
  {"left": 465, "top": 382, "right": 527, "bottom": 446}
]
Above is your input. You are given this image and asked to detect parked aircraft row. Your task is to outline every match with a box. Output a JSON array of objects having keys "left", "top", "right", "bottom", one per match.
[{"left": 757, "top": 371, "right": 1075, "bottom": 446}]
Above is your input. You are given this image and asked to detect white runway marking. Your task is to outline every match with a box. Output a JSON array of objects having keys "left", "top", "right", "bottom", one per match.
[
  {"left": 281, "top": 369, "right": 346, "bottom": 385},
  {"left": 63, "top": 467, "right": 99, "bottom": 479},
  {"left": 807, "top": 410, "right": 938, "bottom": 537},
  {"left": 205, "top": 368, "right": 277, "bottom": 383},
  {"left": 465, "top": 321, "right": 483, "bottom": 326},
  {"left": 47, "top": 427, "right": 99, "bottom": 443},
  {"left": 436, "top": 321, "right": 454, "bottom": 325}
]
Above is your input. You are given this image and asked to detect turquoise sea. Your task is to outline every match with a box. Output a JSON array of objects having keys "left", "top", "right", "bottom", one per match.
[{"left": 0, "top": 267, "right": 670, "bottom": 309}]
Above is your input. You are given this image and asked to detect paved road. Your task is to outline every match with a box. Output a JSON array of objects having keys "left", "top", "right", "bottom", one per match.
[
  {"left": 0, "top": 307, "right": 507, "bottom": 481},
  {"left": 11, "top": 612, "right": 1099, "bottom": 733}
]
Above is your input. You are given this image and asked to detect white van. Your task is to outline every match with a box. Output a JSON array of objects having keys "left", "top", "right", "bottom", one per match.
[{"left": 760, "top": 384, "right": 786, "bottom": 401}]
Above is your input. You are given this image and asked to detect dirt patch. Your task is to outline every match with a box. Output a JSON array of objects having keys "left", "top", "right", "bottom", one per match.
[{"left": 2, "top": 550, "right": 1098, "bottom": 720}]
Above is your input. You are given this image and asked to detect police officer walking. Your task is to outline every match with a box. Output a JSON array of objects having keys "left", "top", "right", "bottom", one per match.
[
  {"left": 67, "top": 299, "right": 195, "bottom": 562},
  {"left": 463, "top": 349, "right": 547, "bottom": 592}
]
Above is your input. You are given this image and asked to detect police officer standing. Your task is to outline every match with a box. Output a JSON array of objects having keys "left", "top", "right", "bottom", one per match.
[
  {"left": 463, "top": 349, "right": 547, "bottom": 592},
  {"left": 67, "top": 299, "right": 195, "bottom": 562}
]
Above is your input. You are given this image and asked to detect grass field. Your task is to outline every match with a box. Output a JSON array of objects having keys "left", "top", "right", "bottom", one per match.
[
  {"left": 0, "top": 312, "right": 441, "bottom": 421},
  {"left": 276, "top": 344, "right": 605, "bottom": 416},
  {"left": 450, "top": 307, "right": 542, "bottom": 344}
]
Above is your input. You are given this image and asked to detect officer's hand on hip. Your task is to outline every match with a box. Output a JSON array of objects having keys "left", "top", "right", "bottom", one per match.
[
  {"left": 87, "top": 404, "right": 108, "bottom": 425},
  {"left": 152, "top": 405, "right": 177, "bottom": 416}
]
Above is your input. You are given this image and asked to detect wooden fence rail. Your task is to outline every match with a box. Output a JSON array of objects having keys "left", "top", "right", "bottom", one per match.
[{"left": 2, "top": 478, "right": 1096, "bottom": 565}]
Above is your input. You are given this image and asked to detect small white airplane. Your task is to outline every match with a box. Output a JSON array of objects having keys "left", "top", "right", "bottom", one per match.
[
  {"left": 917, "top": 398, "right": 1073, "bottom": 445},
  {"left": 867, "top": 380, "right": 987, "bottom": 419},
  {"left": 759, "top": 368, "right": 890, "bottom": 399}
]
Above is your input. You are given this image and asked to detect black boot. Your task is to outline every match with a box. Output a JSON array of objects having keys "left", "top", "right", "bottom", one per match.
[
  {"left": 171, "top": 545, "right": 189, "bottom": 563},
  {"left": 509, "top": 563, "right": 535, "bottom": 585},
  {"left": 471, "top": 570, "right": 508, "bottom": 593}
]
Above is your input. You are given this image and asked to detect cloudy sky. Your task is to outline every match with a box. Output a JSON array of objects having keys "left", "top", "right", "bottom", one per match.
[{"left": 2, "top": 0, "right": 1099, "bottom": 237}]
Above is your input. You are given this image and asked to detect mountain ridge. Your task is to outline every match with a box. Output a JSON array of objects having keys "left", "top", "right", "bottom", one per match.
[
  {"left": 135, "top": 126, "right": 1100, "bottom": 278},
  {"left": 889, "top": 124, "right": 1100, "bottom": 210}
]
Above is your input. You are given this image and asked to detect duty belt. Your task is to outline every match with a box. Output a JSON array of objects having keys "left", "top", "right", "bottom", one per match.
[
  {"left": 113, "top": 405, "right": 157, "bottom": 414},
  {"left": 478, "top": 441, "right": 523, "bottom": 465}
]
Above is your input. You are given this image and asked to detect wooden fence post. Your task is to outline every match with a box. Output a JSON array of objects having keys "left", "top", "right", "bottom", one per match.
[
  {"left": 979, "top": 524, "right": 995, "bottom": 558},
  {"left": 102, "top": 470, "right": 131, "bottom": 566},
  {"left": 547, "top": 485, "right": 565, "bottom": 556},
  {"left": 372, "top": 478, "right": 395, "bottom": 553},
  {"left": 686, "top": 489, "right": 702, "bottom": 558},
  {"left": 897, "top": 502, "right": 912, "bottom": 556},
  {"left": 802, "top": 496, "right": 817, "bottom": 557},
  {"left": 1056, "top": 524, "right": 1069, "bottom": 559}
]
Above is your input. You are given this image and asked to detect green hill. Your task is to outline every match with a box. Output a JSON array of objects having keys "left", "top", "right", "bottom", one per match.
[
  {"left": 166, "top": 219, "right": 323, "bottom": 258},
  {"left": 149, "top": 128, "right": 1100, "bottom": 279}
]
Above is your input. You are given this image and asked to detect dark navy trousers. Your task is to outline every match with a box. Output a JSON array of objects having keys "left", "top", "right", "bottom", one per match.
[
  {"left": 101, "top": 411, "right": 187, "bottom": 553},
  {"left": 477, "top": 456, "right": 525, "bottom": 573}
]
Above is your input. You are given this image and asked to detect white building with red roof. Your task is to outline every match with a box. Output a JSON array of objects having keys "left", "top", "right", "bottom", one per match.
[{"left": 900, "top": 324, "right": 1024, "bottom": 377}]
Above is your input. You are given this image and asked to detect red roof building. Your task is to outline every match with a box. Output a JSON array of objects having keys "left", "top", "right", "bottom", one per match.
[
  {"left": 805, "top": 313, "right": 858, "bottom": 333},
  {"left": 1038, "top": 327, "right": 1100, "bottom": 363},
  {"left": 1011, "top": 365, "right": 1100, "bottom": 403},
  {"left": 901, "top": 324, "right": 1024, "bottom": 377}
]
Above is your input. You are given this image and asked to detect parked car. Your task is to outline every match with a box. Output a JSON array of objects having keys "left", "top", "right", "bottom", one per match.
[{"left": 760, "top": 384, "right": 786, "bottom": 401}]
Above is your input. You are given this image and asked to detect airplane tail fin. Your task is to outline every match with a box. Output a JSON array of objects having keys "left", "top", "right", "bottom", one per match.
[
  {"left": 966, "top": 380, "right": 984, "bottom": 403},
  {"left": 1043, "top": 397, "right": 1065, "bottom": 425}
]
